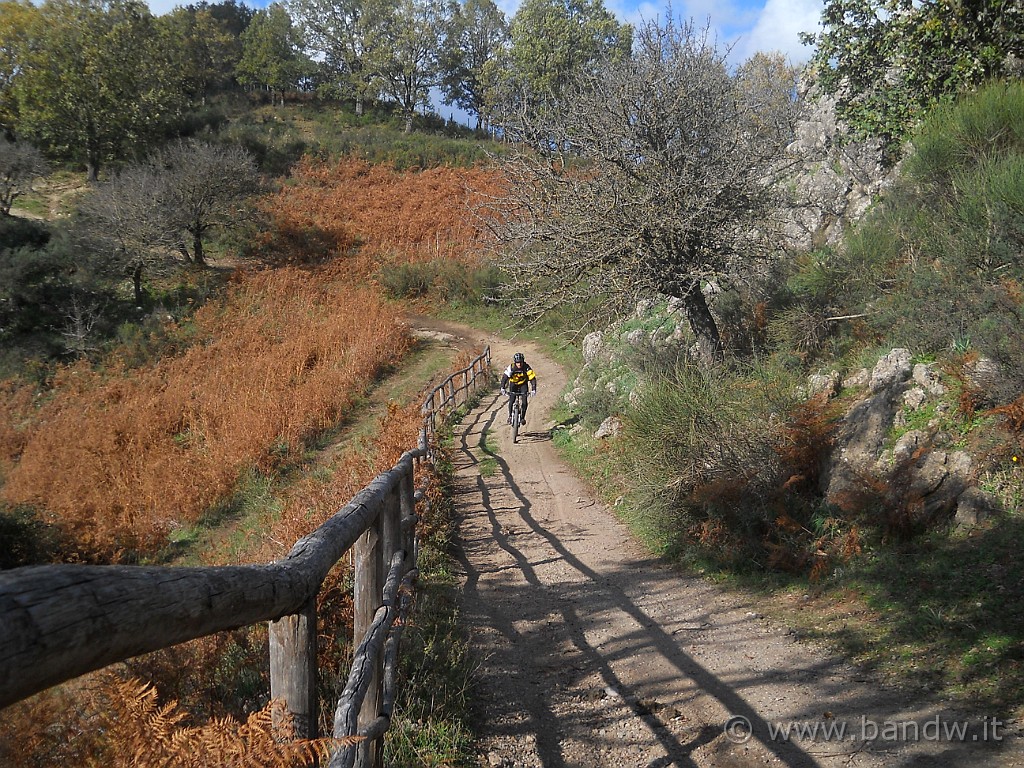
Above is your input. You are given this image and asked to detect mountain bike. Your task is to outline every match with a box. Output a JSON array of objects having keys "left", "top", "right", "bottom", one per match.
[{"left": 507, "top": 390, "right": 528, "bottom": 444}]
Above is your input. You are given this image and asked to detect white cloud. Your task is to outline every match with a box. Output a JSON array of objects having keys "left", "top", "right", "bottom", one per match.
[{"left": 725, "top": 0, "right": 822, "bottom": 63}]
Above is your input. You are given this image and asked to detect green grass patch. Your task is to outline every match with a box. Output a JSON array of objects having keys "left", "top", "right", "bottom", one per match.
[
  {"left": 158, "top": 467, "right": 281, "bottom": 565},
  {"left": 438, "top": 297, "right": 584, "bottom": 375},
  {"left": 383, "top": 436, "right": 476, "bottom": 766},
  {"left": 771, "top": 508, "right": 1024, "bottom": 715},
  {"left": 478, "top": 425, "right": 498, "bottom": 477}
]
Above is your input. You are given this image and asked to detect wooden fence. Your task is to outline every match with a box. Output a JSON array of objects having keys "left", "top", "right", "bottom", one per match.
[{"left": 0, "top": 344, "right": 492, "bottom": 768}]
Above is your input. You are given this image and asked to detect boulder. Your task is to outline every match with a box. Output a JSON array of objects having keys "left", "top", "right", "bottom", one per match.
[
  {"left": 594, "top": 416, "right": 623, "bottom": 440},
  {"left": 582, "top": 331, "right": 604, "bottom": 364},
  {"left": 871, "top": 348, "right": 913, "bottom": 392},
  {"left": 903, "top": 387, "right": 927, "bottom": 410},
  {"left": 955, "top": 487, "right": 995, "bottom": 530},
  {"left": 843, "top": 368, "right": 870, "bottom": 390},
  {"left": 807, "top": 370, "right": 841, "bottom": 399},
  {"left": 913, "top": 363, "right": 946, "bottom": 396}
]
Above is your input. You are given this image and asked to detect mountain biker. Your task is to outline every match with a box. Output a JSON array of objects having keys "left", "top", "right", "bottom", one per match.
[{"left": 500, "top": 352, "right": 538, "bottom": 425}]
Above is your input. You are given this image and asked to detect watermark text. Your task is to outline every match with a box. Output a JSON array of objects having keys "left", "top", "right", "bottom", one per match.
[{"left": 723, "top": 715, "right": 1003, "bottom": 745}]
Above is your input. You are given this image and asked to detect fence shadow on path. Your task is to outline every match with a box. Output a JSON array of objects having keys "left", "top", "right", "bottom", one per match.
[
  {"left": 451, "top": 395, "right": 1014, "bottom": 768},
  {"left": 453, "top": 401, "right": 819, "bottom": 767}
]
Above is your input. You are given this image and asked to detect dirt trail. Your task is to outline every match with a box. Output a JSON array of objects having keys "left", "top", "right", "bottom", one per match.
[{"left": 410, "top": 317, "right": 1023, "bottom": 768}]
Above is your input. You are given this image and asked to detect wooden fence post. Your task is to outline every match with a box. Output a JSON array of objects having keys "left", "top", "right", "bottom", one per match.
[
  {"left": 269, "top": 598, "right": 319, "bottom": 739},
  {"left": 353, "top": 519, "right": 382, "bottom": 768},
  {"left": 399, "top": 462, "right": 416, "bottom": 558}
]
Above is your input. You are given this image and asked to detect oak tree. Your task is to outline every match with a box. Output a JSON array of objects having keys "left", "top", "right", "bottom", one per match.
[
  {"left": 504, "top": 0, "right": 631, "bottom": 98},
  {"left": 154, "top": 140, "right": 262, "bottom": 265},
  {"left": 160, "top": 6, "right": 242, "bottom": 103},
  {"left": 441, "top": 0, "right": 508, "bottom": 130},
  {"left": 236, "top": 3, "right": 311, "bottom": 105},
  {"left": 75, "top": 165, "right": 179, "bottom": 305},
  {"left": 286, "top": 0, "right": 377, "bottom": 115},
  {"left": 0, "top": 0, "right": 36, "bottom": 136},
  {"left": 487, "top": 17, "right": 800, "bottom": 362},
  {"left": 14, "top": 0, "right": 184, "bottom": 181},
  {"left": 800, "top": 0, "right": 1024, "bottom": 153},
  {"left": 363, "top": 0, "right": 450, "bottom": 133}
]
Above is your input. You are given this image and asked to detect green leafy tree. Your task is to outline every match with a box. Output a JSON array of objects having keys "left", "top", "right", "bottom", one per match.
[
  {"left": 286, "top": 0, "right": 378, "bottom": 115},
  {"left": 487, "top": 17, "right": 800, "bottom": 362},
  {"left": 13, "top": 0, "right": 185, "bottom": 181},
  {"left": 189, "top": 0, "right": 253, "bottom": 38},
  {"left": 800, "top": 0, "right": 1024, "bottom": 154},
  {"left": 236, "top": 3, "right": 311, "bottom": 105},
  {"left": 160, "top": 6, "right": 242, "bottom": 103},
  {"left": 363, "top": 0, "right": 451, "bottom": 133},
  {"left": 504, "top": 0, "right": 631, "bottom": 98},
  {"left": 441, "top": 0, "right": 508, "bottom": 130},
  {"left": 0, "top": 0, "right": 37, "bottom": 137}
]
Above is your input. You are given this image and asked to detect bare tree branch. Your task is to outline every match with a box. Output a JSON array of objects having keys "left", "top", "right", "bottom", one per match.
[
  {"left": 74, "top": 165, "right": 179, "bottom": 306},
  {"left": 482, "top": 16, "right": 801, "bottom": 362}
]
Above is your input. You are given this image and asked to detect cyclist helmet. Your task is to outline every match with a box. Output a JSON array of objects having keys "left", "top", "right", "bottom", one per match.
[{"left": 513, "top": 352, "right": 525, "bottom": 364}]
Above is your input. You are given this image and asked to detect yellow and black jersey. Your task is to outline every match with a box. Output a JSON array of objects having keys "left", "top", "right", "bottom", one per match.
[{"left": 501, "top": 363, "right": 536, "bottom": 389}]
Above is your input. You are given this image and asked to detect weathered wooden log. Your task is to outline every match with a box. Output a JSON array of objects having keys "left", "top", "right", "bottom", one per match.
[
  {"left": 351, "top": 521, "right": 382, "bottom": 768},
  {"left": 331, "top": 607, "right": 389, "bottom": 768},
  {"left": 331, "top": 550, "right": 408, "bottom": 768},
  {"left": 0, "top": 342, "right": 489, "bottom": 768},
  {"left": 0, "top": 463, "right": 407, "bottom": 710},
  {"left": 378, "top": 570, "right": 416, "bottom": 722},
  {"left": 270, "top": 598, "right": 318, "bottom": 739}
]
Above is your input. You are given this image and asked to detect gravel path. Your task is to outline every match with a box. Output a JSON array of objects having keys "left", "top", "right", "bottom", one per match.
[{"left": 412, "top": 318, "right": 1024, "bottom": 768}]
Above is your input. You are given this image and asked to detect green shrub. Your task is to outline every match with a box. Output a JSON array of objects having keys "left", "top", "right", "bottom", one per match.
[
  {"left": 379, "top": 261, "right": 435, "bottom": 299},
  {"left": 623, "top": 360, "right": 799, "bottom": 563},
  {"left": 0, "top": 505, "right": 68, "bottom": 567},
  {"left": 766, "top": 81, "right": 1024, "bottom": 400},
  {"left": 377, "top": 259, "right": 503, "bottom": 306},
  {"left": 906, "top": 79, "right": 1024, "bottom": 188}
]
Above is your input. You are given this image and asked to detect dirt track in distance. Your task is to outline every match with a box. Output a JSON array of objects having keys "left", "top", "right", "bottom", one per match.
[{"left": 410, "top": 316, "right": 1024, "bottom": 768}]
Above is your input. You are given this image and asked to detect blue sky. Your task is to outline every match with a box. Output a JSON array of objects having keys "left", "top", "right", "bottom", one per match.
[{"left": 145, "top": 0, "right": 823, "bottom": 65}]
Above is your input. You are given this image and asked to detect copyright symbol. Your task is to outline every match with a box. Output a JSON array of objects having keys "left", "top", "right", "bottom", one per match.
[{"left": 723, "top": 715, "right": 752, "bottom": 744}]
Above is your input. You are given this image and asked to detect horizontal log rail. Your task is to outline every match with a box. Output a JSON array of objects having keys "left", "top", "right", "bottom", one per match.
[
  {"left": 421, "top": 346, "right": 493, "bottom": 445},
  {"left": 0, "top": 344, "right": 491, "bottom": 768}
]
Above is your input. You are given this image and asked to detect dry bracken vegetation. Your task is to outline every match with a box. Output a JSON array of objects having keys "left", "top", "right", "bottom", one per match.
[
  {"left": 0, "top": 670, "right": 352, "bottom": 768},
  {"left": 1, "top": 269, "right": 410, "bottom": 560},
  {"left": 257, "top": 157, "right": 504, "bottom": 271},
  {"left": 0, "top": 154, "right": 489, "bottom": 764}
]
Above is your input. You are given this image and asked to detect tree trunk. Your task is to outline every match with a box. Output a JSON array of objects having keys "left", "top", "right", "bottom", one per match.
[
  {"left": 678, "top": 279, "right": 723, "bottom": 364},
  {"left": 192, "top": 231, "right": 206, "bottom": 266},
  {"left": 133, "top": 262, "right": 144, "bottom": 306},
  {"left": 355, "top": 91, "right": 364, "bottom": 117},
  {"left": 403, "top": 110, "right": 413, "bottom": 134}
]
